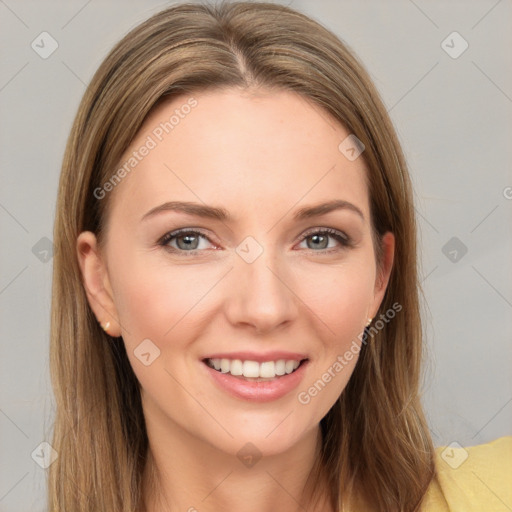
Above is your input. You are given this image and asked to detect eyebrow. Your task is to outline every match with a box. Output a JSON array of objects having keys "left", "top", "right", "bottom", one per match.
[{"left": 141, "top": 199, "right": 364, "bottom": 223}]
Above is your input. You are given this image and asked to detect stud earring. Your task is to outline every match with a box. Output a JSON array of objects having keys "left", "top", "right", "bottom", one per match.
[
  {"left": 366, "top": 317, "right": 373, "bottom": 327},
  {"left": 101, "top": 321, "right": 111, "bottom": 333}
]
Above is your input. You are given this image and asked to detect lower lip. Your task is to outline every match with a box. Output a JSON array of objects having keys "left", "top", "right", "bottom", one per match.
[{"left": 202, "top": 360, "right": 309, "bottom": 402}]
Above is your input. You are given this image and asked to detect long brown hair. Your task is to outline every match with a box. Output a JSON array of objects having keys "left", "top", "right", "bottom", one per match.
[{"left": 49, "top": 2, "right": 435, "bottom": 511}]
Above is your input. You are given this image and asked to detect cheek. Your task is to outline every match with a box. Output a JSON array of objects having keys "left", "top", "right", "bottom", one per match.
[
  {"left": 111, "top": 246, "right": 376, "bottom": 356},
  {"left": 293, "top": 263, "right": 374, "bottom": 420},
  {"left": 109, "top": 255, "right": 206, "bottom": 392},
  {"left": 295, "top": 258, "right": 375, "bottom": 341},
  {"left": 109, "top": 250, "right": 209, "bottom": 339}
]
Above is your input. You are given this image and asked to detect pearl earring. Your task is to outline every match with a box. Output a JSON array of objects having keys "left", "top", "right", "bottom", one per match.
[{"left": 101, "top": 321, "right": 111, "bottom": 333}]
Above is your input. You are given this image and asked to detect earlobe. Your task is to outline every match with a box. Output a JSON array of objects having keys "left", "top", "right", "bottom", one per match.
[{"left": 76, "top": 231, "right": 122, "bottom": 337}]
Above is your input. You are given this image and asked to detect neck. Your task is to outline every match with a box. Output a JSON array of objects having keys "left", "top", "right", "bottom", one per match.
[{"left": 141, "top": 414, "right": 333, "bottom": 512}]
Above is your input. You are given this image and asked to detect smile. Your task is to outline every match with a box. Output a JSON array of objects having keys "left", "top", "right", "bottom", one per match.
[
  {"left": 201, "top": 354, "right": 309, "bottom": 402},
  {"left": 205, "top": 357, "right": 304, "bottom": 380}
]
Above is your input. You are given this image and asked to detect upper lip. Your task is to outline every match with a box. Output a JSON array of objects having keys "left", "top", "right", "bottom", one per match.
[{"left": 202, "top": 351, "right": 309, "bottom": 363}]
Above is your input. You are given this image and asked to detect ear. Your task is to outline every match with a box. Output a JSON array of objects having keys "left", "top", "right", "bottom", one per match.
[
  {"left": 76, "top": 231, "right": 122, "bottom": 337},
  {"left": 368, "top": 231, "right": 395, "bottom": 319}
]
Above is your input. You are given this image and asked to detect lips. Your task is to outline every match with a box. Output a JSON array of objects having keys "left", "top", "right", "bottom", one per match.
[
  {"left": 202, "top": 351, "right": 309, "bottom": 363},
  {"left": 201, "top": 351, "right": 310, "bottom": 402}
]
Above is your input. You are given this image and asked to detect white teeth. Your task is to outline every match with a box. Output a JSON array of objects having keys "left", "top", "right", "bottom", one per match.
[
  {"left": 230, "top": 359, "right": 243, "bottom": 376},
  {"left": 220, "top": 358, "right": 230, "bottom": 373},
  {"left": 259, "top": 361, "right": 275, "bottom": 378},
  {"left": 242, "top": 360, "right": 260, "bottom": 378},
  {"left": 275, "top": 359, "right": 286, "bottom": 376},
  {"left": 285, "top": 360, "right": 295, "bottom": 374},
  {"left": 207, "top": 358, "right": 303, "bottom": 378}
]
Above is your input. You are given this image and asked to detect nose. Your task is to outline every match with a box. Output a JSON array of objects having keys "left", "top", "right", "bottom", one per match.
[{"left": 223, "top": 244, "right": 298, "bottom": 334}]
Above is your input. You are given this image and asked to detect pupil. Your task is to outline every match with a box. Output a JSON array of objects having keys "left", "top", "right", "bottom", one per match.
[
  {"left": 175, "top": 233, "right": 329, "bottom": 251},
  {"left": 309, "top": 234, "right": 327, "bottom": 249},
  {"left": 178, "top": 234, "right": 198, "bottom": 250}
]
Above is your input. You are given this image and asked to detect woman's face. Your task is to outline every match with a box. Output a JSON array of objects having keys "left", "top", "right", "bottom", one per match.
[{"left": 78, "top": 88, "right": 393, "bottom": 458}]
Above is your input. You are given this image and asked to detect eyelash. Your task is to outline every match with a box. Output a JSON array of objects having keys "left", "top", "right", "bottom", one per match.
[{"left": 158, "top": 227, "right": 352, "bottom": 256}]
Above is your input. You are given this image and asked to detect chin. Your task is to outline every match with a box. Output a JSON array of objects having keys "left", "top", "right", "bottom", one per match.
[{"left": 203, "top": 408, "right": 319, "bottom": 460}]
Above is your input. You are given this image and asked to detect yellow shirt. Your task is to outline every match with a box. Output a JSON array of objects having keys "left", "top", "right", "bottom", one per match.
[{"left": 420, "top": 435, "right": 512, "bottom": 511}]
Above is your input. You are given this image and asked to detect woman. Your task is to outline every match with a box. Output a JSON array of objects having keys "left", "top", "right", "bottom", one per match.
[{"left": 49, "top": 2, "right": 511, "bottom": 511}]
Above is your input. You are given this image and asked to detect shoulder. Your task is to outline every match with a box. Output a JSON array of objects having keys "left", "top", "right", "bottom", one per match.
[{"left": 420, "top": 436, "right": 512, "bottom": 511}]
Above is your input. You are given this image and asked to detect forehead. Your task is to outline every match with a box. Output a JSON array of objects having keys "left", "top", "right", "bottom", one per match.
[{"left": 106, "top": 88, "right": 370, "bottom": 225}]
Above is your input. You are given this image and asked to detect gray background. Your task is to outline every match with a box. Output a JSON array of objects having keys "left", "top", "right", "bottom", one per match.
[{"left": 1, "top": 0, "right": 511, "bottom": 510}]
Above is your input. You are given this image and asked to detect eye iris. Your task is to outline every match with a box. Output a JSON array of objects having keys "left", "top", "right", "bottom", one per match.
[
  {"left": 308, "top": 233, "right": 328, "bottom": 249},
  {"left": 166, "top": 230, "right": 343, "bottom": 252},
  {"left": 177, "top": 233, "right": 199, "bottom": 250}
]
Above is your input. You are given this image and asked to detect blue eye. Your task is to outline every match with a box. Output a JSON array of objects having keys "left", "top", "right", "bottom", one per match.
[
  {"left": 298, "top": 228, "right": 351, "bottom": 252},
  {"left": 159, "top": 227, "right": 352, "bottom": 255},
  {"left": 159, "top": 229, "right": 213, "bottom": 253}
]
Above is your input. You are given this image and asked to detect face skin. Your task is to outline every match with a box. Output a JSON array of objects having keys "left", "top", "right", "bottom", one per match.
[{"left": 77, "top": 88, "right": 394, "bottom": 512}]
